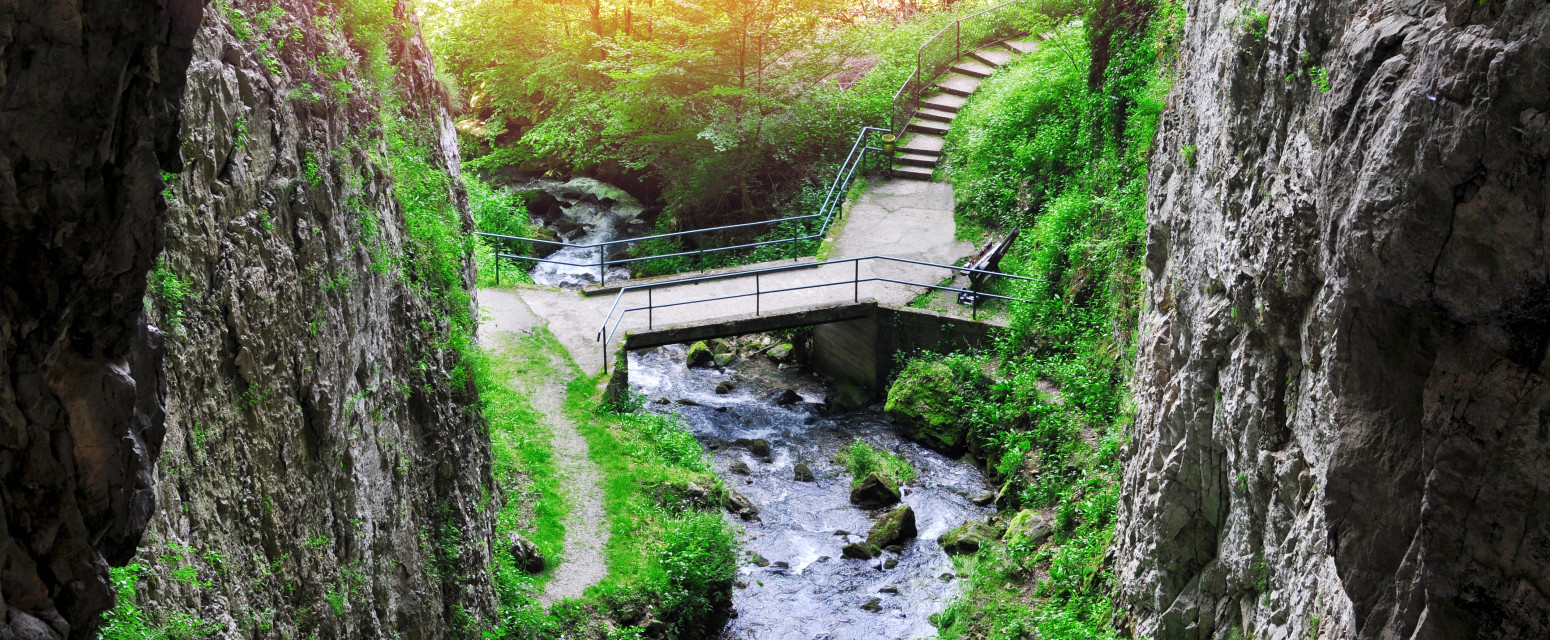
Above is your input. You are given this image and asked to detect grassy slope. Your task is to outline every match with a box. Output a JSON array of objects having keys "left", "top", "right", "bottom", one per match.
[{"left": 914, "top": 5, "right": 1182, "bottom": 639}]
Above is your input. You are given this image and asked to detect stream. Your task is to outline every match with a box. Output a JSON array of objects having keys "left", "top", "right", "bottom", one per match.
[
  {"left": 628, "top": 343, "right": 996, "bottom": 640},
  {"left": 518, "top": 177, "right": 647, "bottom": 288}
]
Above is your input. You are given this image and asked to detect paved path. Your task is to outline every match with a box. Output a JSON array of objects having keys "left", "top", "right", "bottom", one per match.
[{"left": 488, "top": 179, "right": 974, "bottom": 374}]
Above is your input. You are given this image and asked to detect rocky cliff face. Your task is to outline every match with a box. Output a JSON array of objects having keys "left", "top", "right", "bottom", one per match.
[
  {"left": 126, "top": 1, "right": 495, "bottom": 636},
  {"left": 1118, "top": 1, "right": 1550, "bottom": 638},
  {"left": 0, "top": 1, "right": 202, "bottom": 637}
]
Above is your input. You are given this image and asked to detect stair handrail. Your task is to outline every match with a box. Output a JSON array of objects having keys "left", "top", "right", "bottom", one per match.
[
  {"left": 593, "top": 254, "right": 1044, "bottom": 371},
  {"left": 890, "top": 0, "right": 1042, "bottom": 136},
  {"left": 480, "top": 126, "right": 891, "bottom": 285}
]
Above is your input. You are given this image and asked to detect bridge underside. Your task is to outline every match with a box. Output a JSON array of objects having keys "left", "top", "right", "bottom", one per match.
[{"left": 617, "top": 300, "right": 1002, "bottom": 398}]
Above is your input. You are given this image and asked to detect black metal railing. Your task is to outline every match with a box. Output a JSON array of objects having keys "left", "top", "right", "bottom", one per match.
[
  {"left": 480, "top": 126, "right": 893, "bottom": 285},
  {"left": 890, "top": 0, "right": 1040, "bottom": 136},
  {"left": 593, "top": 255, "right": 1041, "bottom": 371}
]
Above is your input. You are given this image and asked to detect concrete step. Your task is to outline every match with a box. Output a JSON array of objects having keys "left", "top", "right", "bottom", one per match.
[
  {"left": 971, "top": 47, "right": 1017, "bottom": 67},
  {"left": 950, "top": 60, "right": 996, "bottom": 78},
  {"left": 915, "top": 107, "right": 956, "bottom": 123},
  {"left": 922, "top": 94, "right": 968, "bottom": 113},
  {"left": 897, "top": 133, "right": 945, "bottom": 156},
  {"left": 894, "top": 152, "right": 939, "bottom": 168},
  {"left": 907, "top": 119, "right": 950, "bottom": 136},
  {"left": 1002, "top": 38, "right": 1039, "bottom": 54},
  {"left": 935, "top": 73, "right": 983, "bottom": 97},
  {"left": 891, "top": 165, "right": 934, "bottom": 181}
]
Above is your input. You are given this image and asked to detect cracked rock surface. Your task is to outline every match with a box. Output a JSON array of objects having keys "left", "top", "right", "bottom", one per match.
[
  {"left": 127, "top": 1, "right": 495, "bottom": 637},
  {"left": 1117, "top": 1, "right": 1550, "bottom": 639}
]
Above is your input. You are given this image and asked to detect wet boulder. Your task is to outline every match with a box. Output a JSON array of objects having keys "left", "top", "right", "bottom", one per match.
[
  {"left": 729, "top": 461, "right": 751, "bottom": 475},
  {"left": 866, "top": 505, "right": 918, "bottom": 550},
  {"left": 884, "top": 360, "right": 973, "bottom": 453},
  {"left": 1003, "top": 509, "right": 1052, "bottom": 546},
  {"left": 686, "top": 341, "right": 715, "bottom": 368},
  {"left": 772, "top": 388, "right": 802, "bottom": 405},
  {"left": 850, "top": 472, "right": 901, "bottom": 508},
  {"left": 860, "top": 597, "right": 883, "bottom": 613},
  {"left": 748, "top": 438, "right": 772, "bottom": 461},
  {"left": 793, "top": 463, "right": 815, "bottom": 482},
  {"left": 508, "top": 532, "right": 546, "bottom": 574},
  {"left": 723, "top": 489, "right": 759, "bottom": 520},
  {"left": 939, "top": 519, "right": 999, "bottom": 555},
  {"left": 842, "top": 542, "right": 877, "bottom": 560},
  {"left": 716, "top": 380, "right": 737, "bottom": 394}
]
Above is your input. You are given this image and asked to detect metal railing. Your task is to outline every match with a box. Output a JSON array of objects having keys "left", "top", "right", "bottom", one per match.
[
  {"left": 593, "top": 255, "right": 1042, "bottom": 371},
  {"left": 481, "top": 126, "right": 893, "bottom": 285},
  {"left": 891, "top": 0, "right": 1040, "bottom": 136}
]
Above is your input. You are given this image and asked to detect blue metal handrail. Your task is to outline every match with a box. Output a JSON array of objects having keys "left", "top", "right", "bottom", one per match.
[
  {"left": 480, "top": 126, "right": 893, "bottom": 284},
  {"left": 592, "top": 254, "right": 1043, "bottom": 371}
]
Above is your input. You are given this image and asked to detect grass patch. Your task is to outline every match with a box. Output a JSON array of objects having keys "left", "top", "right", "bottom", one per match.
[{"left": 834, "top": 439, "right": 916, "bottom": 488}]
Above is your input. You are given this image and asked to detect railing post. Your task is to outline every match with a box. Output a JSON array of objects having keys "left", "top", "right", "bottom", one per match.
[
  {"left": 648, "top": 288, "right": 653, "bottom": 330},
  {"left": 699, "top": 246, "right": 705, "bottom": 273},
  {"left": 755, "top": 273, "right": 760, "bottom": 316},
  {"left": 854, "top": 260, "right": 859, "bottom": 302},
  {"left": 495, "top": 254, "right": 500, "bottom": 286},
  {"left": 599, "top": 248, "right": 607, "bottom": 284}
]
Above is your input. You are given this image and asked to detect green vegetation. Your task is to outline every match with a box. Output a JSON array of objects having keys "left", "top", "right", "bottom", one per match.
[
  {"left": 835, "top": 439, "right": 917, "bottom": 488},
  {"left": 1238, "top": 5, "right": 1269, "bottom": 43},
  {"left": 921, "top": 2, "right": 1183, "bottom": 638},
  {"left": 102, "top": 562, "right": 218, "bottom": 639},
  {"left": 423, "top": 0, "right": 1044, "bottom": 274},
  {"left": 148, "top": 257, "right": 192, "bottom": 330},
  {"left": 1310, "top": 65, "right": 1331, "bottom": 92}
]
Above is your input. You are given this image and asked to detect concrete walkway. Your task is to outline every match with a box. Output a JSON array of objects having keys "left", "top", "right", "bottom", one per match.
[{"left": 485, "top": 179, "right": 974, "bottom": 374}]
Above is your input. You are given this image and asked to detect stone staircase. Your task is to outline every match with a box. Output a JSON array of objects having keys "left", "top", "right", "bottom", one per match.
[{"left": 893, "top": 37, "right": 1041, "bottom": 181}]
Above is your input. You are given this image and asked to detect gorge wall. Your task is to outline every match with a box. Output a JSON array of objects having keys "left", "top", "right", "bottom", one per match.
[
  {"left": 0, "top": 1, "right": 202, "bottom": 637},
  {"left": 124, "top": 1, "right": 495, "bottom": 637},
  {"left": 1118, "top": 1, "right": 1550, "bottom": 639}
]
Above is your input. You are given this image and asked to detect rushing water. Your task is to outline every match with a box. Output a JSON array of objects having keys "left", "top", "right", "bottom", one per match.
[
  {"left": 628, "top": 343, "right": 996, "bottom": 640},
  {"left": 520, "top": 177, "right": 646, "bottom": 288}
]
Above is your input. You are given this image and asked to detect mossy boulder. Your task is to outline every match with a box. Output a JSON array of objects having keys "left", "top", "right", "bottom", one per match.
[
  {"left": 793, "top": 462, "right": 815, "bottom": 482},
  {"left": 1003, "top": 509, "right": 1052, "bottom": 546},
  {"left": 686, "top": 341, "right": 715, "bottom": 368},
  {"left": 866, "top": 505, "right": 917, "bottom": 550},
  {"left": 767, "top": 342, "right": 794, "bottom": 361},
  {"left": 939, "top": 519, "right": 999, "bottom": 555},
  {"left": 849, "top": 472, "right": 900, "bottom": 508},
  {"left": 884, "top": 360, "right": 968, "bottom": 452}
]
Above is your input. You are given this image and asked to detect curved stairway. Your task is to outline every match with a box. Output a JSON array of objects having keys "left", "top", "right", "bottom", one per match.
[{"left": 893, "top": 37, "right": 1041, "bottom": 180}]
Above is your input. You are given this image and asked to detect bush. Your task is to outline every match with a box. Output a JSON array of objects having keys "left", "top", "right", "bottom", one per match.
[{"left": 835, "top": 439, "right": 915, "bottom": 488}]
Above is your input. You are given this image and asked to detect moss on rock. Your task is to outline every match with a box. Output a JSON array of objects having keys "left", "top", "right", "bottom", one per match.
[
  {"left": 686, "top": 341, "right": 715, "bottom": 367},
  {"left": 884, "top": 360, "right": 968, "bottom": 452}
]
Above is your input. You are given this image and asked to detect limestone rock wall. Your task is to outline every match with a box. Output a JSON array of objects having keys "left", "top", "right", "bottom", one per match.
[
  {"left": 0, "top": 1, "right": 202, "bottom": 637},
  {"left": 128, "top": 1, "right": 495, "bottom": 636},
  {"left": 1117, "top": 1, "right": 1550, "bottom": 638}
]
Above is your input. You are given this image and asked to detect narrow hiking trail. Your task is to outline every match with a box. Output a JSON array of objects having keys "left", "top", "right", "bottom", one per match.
[{"left": 479, "top": 291, "right": 609, "bottom": 603}]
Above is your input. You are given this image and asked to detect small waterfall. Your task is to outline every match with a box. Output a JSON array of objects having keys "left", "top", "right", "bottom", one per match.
[{"left": 520, "top": 177, "right": 647, "bottom": 288}]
